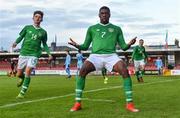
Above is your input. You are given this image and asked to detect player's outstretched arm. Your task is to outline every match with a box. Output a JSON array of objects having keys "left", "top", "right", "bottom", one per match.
[{"left": 68, "top": 38, "right": 80, "bottom": 49}]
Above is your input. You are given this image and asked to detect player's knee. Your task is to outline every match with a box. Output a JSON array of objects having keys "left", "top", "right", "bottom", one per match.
[
  {"left": 121, "top": 73, "right": 129, "bottom": 78},
  {"left": 118, "top": 62, "right": 127, "bottom": 71},
  {"left": 121, "top": 68, "right": 129, "bottom": 78},
  {"left": 79, "top": 62, "right": 95, "bottom": 77},
  {"left": 79, "top": 67, "right": 88, "bottom": 77},
  {"left": 114, "top": 61, "right": 129, "bottom": 78}
]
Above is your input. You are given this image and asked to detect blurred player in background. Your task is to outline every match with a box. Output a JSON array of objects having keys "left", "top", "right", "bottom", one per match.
[
  {"left": 8, "top": 58, "right": 17, "bottom": 77},
  {"left": 64, "top": 50, "right": 71, "bottom": 78},
  {"left": 102, "top": 68, "right": 108, "bottom": 84},
  {"left": 69, "top": 6, "right": 139, "bottom": 112},
  {"left": 12, "top": 10, "right": 52, "bottom": 98},
  {"left": 155, "top": 57, "right": 163, "bottom": 75},
  {"left": 132, "top": 39, "right": 148, "bottom": 82},
  {"left": 76, "top": 50, "right": 84, "bottom": 76}
]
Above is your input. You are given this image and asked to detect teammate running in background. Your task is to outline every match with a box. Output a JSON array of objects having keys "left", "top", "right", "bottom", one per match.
[
  {"left": 132, "top": 39, "right": 148, "bottom": 82},
  {"left": 12, "top": 10, "right": 52, "bottom": 98},
  {"left": 69, "top": 6, "right": 139, "bottom": 112}
]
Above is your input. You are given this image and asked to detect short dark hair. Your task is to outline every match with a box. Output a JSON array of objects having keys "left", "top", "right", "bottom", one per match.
[
  {"left": 99, "top": 6, "right": 110, "bottom": 13},
  {"left": 33, "top": 10, "right": 44, "bottom": 18},
  {"left": 139, "top": 39, "right": 144, "bottom": 41}
]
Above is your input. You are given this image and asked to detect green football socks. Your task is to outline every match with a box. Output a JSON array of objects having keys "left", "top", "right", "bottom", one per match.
[
  {"left": 75, "top": 76, "right": 85, "bottom": 103},
  {"left": 123, "top": 77, "right": 133, "bottom": 102},
  {"left": 19, "top": 75, "right": 31, "bottom": 95}
]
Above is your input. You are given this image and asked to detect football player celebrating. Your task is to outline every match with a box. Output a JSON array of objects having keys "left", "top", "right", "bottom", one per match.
[
  {"left": 12, "top": 10, "right": 52, "bottom": 98},
  {"left": 69, "top": 6, "right": 139, "bottom": 112}
]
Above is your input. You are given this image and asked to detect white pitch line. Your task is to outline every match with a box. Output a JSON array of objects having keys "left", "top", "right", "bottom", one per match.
[
  {"left": 0, "top": 79, "right": 178, "bottom": 109},
  {"left": 0, "top": 93, "right": 74, "bottom": 108},
  {"left": 82, "top": 98, "right": 115, "bottom": 102}
]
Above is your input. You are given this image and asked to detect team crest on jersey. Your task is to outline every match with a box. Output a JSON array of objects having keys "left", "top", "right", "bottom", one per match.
[
  {"left": 108, "top": 28, "right": 114, "bottom": 32},
  {"left": 96, "top": 29, "right": 100, "bottom": 32},
  {"left": 38, "top": 33, "right": 42, "bottom": 37},
  {"left": 28, "top": 31, "right": 32, "bottom": 34},
  {"left": 138, "top": 49, "right": 143, "bottom": 53}
]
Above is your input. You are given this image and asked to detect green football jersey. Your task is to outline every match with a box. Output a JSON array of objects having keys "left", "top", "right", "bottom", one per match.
[
  {"left": 132, "top": 45, "right": 148, "bottom": 60},
  {"left": 15, "top": 25, "right": 50, "bottom": 57},
  {"left": 79, "top": 23, "right": 129, "bottom": 54}
]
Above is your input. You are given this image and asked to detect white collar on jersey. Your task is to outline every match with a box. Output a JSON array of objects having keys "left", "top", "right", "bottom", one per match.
[
  {"left": 33, "top": 25, "right": 41, "bottom": 29},
  {"left": 99, "top": 22, "right": 110, "bottom": 26}
]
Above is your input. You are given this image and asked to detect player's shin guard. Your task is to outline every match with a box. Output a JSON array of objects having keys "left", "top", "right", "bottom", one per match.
[
  {"left": 20, "top": 75, "right": 31, "bottom": 95},
  {"left": 75, "top": 76, "right": 85, "bottom": 103},
  {"left": 123, "top": 77, "right": 133, "bottom": 102}
]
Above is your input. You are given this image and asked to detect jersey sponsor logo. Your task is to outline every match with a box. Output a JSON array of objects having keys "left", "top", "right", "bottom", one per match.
[
  {"left": 138, "top": 49, "right": 143, "bottom": 53},
  {"left": 108, "top": 28, "right": 114, "bottom": 32}
]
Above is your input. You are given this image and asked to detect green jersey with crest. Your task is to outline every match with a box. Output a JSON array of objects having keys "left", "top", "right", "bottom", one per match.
[
  {"left": 79, "top": 23, "right": 129, "bottom": 54},
  {"left": 15, "top": 25, "right": 50, "bottom": 57},
  {"left": 132, "top": 45, "right": 148, "bottom": 60}
]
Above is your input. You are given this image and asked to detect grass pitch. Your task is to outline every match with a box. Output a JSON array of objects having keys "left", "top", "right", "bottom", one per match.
[{"left": 0, "top": 75, "right": 180, "bottom": 118}]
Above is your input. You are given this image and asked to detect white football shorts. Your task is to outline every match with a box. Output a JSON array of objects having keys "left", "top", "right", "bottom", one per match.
[
  {"left": 86, "top": 53, "right": 121, "bottom": 72},
  {"left": 17, "top": 55, "right": 38, "bottom": 69},
  {"left": 134, "top": 59, "right": 145, "bottom": 71}
]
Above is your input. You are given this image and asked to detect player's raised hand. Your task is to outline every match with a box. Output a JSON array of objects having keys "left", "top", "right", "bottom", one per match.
[
  {"left": 68, "top": 38, "right": 79, "bottom": 48},
  {"left": 128, "top": 37, "right": 137, "bottom": 45}
]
